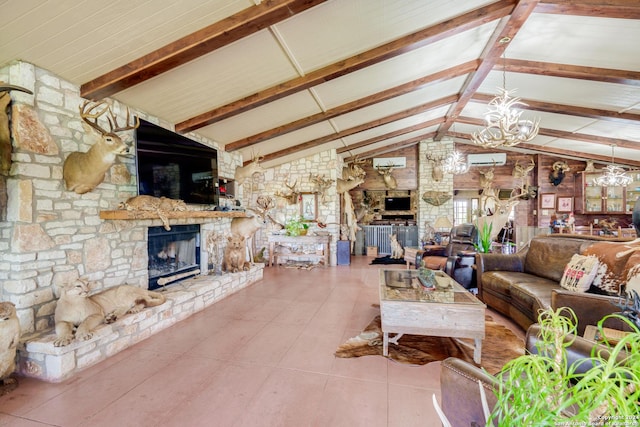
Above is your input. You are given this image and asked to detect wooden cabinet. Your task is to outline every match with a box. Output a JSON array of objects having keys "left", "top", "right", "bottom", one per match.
[
  {"left": 575, "top": 172, "right": 639, "bottom": 214},
  {"left": 625, "top": 171, "right": 640, "bottom": 212}
]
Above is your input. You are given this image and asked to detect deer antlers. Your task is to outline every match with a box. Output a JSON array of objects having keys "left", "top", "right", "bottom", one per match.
[
  {"left": 275, "top": 176, "right": 300, "bottom": 205},
  {"left": 79, "top": 100, "right": 139, "bottom": 136},
  {"left": 310, "top": 173, "right": 334, "bottom": 203}
]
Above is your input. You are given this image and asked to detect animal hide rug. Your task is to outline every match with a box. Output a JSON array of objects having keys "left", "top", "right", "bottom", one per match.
[{"left": 335, "top": 314, "right": 524, "bottom": 374}]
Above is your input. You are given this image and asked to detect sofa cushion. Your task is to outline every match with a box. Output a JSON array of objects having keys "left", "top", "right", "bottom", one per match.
[
  {"left": 559, "top": 254, "right": 599, "bottom": 293},
  {"left": 582, "top": 239, "right": 640, "bottom": 295},
  {"left": 523, "top": 237, "right": 590, "bottom": 282},
  {"left": 510, "top": 280, "right": 561, "bottom": 323}
]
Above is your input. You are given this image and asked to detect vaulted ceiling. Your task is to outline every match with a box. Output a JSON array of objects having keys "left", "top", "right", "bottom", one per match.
[{"left": 3, "top": 0, "right": 640, "bottom": 169}]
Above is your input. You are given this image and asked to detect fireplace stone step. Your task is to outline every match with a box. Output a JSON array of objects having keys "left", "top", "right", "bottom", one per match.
[{"left": 17, "top": 264, "right": 264, "bottom": 383}]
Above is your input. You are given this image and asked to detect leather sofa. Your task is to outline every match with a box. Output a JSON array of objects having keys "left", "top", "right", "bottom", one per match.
[
  {"left": 477, "top": 234, "right": 638, "bottom": 334},
  {"left": 439, "top": 323, "right": 625, "bottom": 427}
]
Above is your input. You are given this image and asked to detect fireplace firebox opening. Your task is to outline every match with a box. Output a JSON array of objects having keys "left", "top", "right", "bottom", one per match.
[{"left": 147, "top": 224, "right": 201, "bottom": 289}]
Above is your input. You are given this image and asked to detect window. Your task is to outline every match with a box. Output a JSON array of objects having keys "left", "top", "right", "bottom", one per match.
[{"left": 453, "top": 197, "right": 479, "bottom": 225}]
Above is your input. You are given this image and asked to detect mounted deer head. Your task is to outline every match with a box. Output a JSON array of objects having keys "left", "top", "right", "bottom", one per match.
[
  {"left": 274, "top": 177, "right": 300, "bottom": 205},
  {"left": 376, "top": 164, "right": 397, "bottom": 189},
  {"left": 426, "top": 153, "right": 445, "bottom": 182},
  {"left": 549, "top": 161, "right": 571, "bottom": 186},
  {"left": 341, "top": 156, "right": 367, "bottom": 180},
  {"left": 63, "top": 100, "right": 139, "bottom": 194},
  {"left": 513, "top": 158, "right": 535, "bottom": 179},
  {"left": 478, "top": 163, "right": 496, "bottom": 192},
  {"left": 337, "top": 176, "right": 365, "bottom": 194},
  {"left": 234, "top": 151, "right": 265, "bottom": 186}
]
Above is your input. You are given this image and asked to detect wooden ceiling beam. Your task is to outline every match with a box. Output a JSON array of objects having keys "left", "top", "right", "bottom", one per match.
[
  {"left": 252, "top": 95, "right": 458, "bottom": 164},
  {"left": 225, "top": 60, "right": 478, "bottom": 152},
  {"left": 535, "top": 0, "right": 640, "bottom": 19},
  {"left": 433, "top": 0, "right": 539, "bottom": 141},
  {"left": 80, "top": 0, "right": 327, "bottom": 100},
  {"left": 336, "top": 118, "right": 444, "bottom": 154},
  {"left": 497, "top": 59, "right": 640, "bottom": 86},
  {"left": 177, "top": 0, "right": 516, "bottom": 132},
  {"left": 344, "top": 133, "right": 436, "bottom": 163},
  {"left": 457, "top": 115, "right": 640, "bottom": 151},
  {"left": 471, "top": 93, "right": 640, "bottom": 124}
]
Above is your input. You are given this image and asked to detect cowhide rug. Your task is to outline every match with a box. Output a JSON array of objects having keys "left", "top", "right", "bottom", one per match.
[{"left": 335, "top": 314, "right": 524, "bottom": 374}]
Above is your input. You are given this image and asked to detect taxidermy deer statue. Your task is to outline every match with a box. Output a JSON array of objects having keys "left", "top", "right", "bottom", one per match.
[
  {"left": 234, "top": 152, "right": 265, "bottom": 186},
  {"left": 63, "top": 101, "right": 139, "bottom": 194},
  {"left": 230, "top": 195, "right": 276, "bottom": 263}
]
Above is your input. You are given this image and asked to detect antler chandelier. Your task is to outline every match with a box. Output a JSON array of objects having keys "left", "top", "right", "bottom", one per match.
[
  {"left": 442, "top": 150, "right": 469, "bottom": 175},
  {"left": 593, "top": 144, "right": 631, "bottom": 187},
  {"left": 472, "top": 39, "right": 540, "bottom": 148}
]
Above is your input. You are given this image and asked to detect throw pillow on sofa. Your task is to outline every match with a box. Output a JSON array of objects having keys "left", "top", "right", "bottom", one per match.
[{"left": 560, "top": 254, "right": 599, "bottom": 292}]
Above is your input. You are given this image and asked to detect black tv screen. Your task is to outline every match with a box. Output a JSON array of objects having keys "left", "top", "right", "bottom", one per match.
[
  {"left": 135, "top": 119, "right": 218, "bottom": 205},
  {"left": 384, "top": 197, "right": 411, "bottom": 211}
]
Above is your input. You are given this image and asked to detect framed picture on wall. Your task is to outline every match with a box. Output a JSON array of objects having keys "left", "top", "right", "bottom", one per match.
[
  {"left": 300, "top": 193, "right": 317, "bottom": 221},
  {"left": 541, "top": 193, "right": 555, "bottom": 209},
  {"left": 557, "top": 196, "right": 573, "bottom": 212}
]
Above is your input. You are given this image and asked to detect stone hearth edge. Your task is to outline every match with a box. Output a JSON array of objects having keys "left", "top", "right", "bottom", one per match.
[{"left": 17, "top": 264, "right": 264, "bottom": 383}]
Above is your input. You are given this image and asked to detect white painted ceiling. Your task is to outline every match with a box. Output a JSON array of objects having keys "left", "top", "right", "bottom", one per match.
[{"left": 2, "top": 0, "right": 639, "bottom": 169}]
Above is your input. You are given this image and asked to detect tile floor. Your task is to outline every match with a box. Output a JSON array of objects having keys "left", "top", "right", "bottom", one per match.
[{"left": 0, "top": 256, "right": 524, "bottom": 427}]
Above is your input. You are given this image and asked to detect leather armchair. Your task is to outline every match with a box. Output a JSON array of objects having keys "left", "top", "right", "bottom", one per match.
[
  {"left": 440, "top": 323, "right": 621, "bottom": 427},
  {"left": 421, "top": 223, "right": 478, "bottom": 288},
  {"left": 551, "top": 289, "right": 630, "bottom": 336}
]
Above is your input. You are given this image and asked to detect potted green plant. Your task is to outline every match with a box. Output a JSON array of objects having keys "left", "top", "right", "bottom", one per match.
[
  {"left": 433, "top": 307, "right": 640, "bottom": 426},
  {"left": 284, "top": 217, "right": 309, "bottom": 236},
  {"left": 487, "top": 307, "right": 640, "bottom": 426},
  {"left": 474, "top": 220, "right": 493, "bottom": 253}
]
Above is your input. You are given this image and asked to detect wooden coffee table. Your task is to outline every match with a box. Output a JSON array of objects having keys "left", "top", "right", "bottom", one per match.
[{"left": 378, "top": 268, "right": 486, "bottom": 363}]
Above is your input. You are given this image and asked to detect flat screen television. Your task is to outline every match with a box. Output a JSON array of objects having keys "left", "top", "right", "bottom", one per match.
[
  {"left": 384, "top": 196, "right": 411, "bottom": 211},
  {"left": 135, "top": 119, "right": 218, "bottom": 205}
]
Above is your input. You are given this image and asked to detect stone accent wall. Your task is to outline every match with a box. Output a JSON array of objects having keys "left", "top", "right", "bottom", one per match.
[
  {"left": 0, "top": 61, "right": 242, "bottom": 336},
  {"left": 418, "top": 139, "right": 454, "bottom": 240},
  {"left": 239, "top": 151, "right": 341, "bottom": 265}
]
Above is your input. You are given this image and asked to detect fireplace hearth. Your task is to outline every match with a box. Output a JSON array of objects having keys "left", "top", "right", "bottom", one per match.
[{"left": 147, "top": 224, "right": 201, "bottom": 289}]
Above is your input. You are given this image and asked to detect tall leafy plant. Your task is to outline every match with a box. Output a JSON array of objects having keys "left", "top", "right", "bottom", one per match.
[
  {"left": 474, "top": 220, "right": 493, "bottom": 253},
  {"left": 488, "top": 308, "right": 640, "bottom": 426}
]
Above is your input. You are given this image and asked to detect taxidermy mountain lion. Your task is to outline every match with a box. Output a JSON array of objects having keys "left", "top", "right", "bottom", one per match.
[{"left": 54, "top": 278, "right": 166, "bottom": 347}]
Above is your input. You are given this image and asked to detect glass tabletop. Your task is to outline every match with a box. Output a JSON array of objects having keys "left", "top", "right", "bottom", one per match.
[{"left": 378, "top": 269, "right": 483, "bottom": 305}]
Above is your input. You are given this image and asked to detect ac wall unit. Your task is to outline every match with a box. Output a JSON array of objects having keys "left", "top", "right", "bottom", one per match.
[
  {"left": 467, "top": 153, "right": 506, "bottom": 166},
  {"left": 373, "top": 157, "right": 406, "bottom": 168}
]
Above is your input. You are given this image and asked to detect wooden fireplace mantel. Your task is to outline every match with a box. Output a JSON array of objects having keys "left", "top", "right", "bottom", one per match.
[{"left": 99, "top": 210, "right": 248, "bottom": 220}]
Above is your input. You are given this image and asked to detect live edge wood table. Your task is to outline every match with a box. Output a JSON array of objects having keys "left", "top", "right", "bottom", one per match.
[
  {"left": 378, "top": 269, "right": 486, "bottom": 363},
  {"left": 267, "top": 234, "right": 330, "bottom": 267}
]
